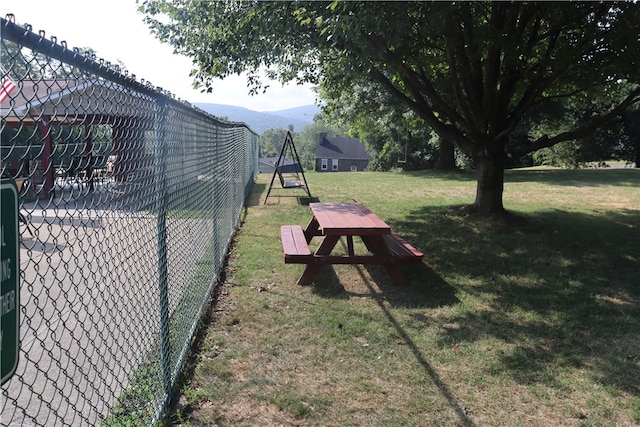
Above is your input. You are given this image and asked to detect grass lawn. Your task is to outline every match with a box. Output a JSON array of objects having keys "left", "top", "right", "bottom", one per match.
[{"left": 170, "top": 168, "right": 640, "bottom": 427}]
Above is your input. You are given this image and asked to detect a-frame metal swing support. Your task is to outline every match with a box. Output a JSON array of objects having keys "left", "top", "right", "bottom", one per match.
[{"left": 264, "top": 131, "right": 312, "bottom": 204}]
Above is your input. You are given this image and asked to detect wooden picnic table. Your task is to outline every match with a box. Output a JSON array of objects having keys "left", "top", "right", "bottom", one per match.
[{"left": 281, "top": 202, "right": 423, "bottom": 286}]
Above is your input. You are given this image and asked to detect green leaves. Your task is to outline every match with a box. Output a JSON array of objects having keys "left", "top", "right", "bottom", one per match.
[{"left": 140, "top": 1, "right": 640, "bottom": 169}]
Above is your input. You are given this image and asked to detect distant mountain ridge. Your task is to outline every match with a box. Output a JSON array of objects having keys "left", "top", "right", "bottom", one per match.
[{"left": 193, "top": 103, "right": 320, "bottom": 134}]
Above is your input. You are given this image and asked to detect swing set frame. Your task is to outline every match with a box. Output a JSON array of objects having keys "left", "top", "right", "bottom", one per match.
[{"left": 264, "top": 131, "right": 312, "bottom": 204}]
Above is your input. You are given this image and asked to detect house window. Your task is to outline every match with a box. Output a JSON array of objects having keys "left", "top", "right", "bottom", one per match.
[
  {"left": 321, "top": 159, "right": 328, "bottom": 171},
  {"left": 332, "top": 159, "right": 339, "bottom": 171},
  {"left": 350, "top": 165, "right": 358, "bottom": 172}
]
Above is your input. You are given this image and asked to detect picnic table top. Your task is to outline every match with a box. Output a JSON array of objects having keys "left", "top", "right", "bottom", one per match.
[{"left": 309, "top": 202, "right": 391, "bottom": 235}]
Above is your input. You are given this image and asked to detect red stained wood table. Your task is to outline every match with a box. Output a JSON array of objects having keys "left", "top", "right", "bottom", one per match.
[{"left": 285, "top": 202, "right": 423, "bottom": 286}]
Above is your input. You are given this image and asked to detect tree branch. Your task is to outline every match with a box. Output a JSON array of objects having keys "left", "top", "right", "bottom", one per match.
[
  {"left": 443, "top": 12, "right": 483, "bottom": 139},
  {"left": 511, "top": 86, "right": 640, "bottom": 158},
  {"left": 368, "top": 68, "right": 473, "bottom": 153},
  {"left": 360, "top": 31, "right": 465, "bottom": 127}
]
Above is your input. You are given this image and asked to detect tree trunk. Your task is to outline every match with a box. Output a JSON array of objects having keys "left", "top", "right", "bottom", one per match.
[
  {"left": 473, "top": 146, "right": 506, "bottom": 214},
  {"left": 434, "top": 139, "right": 457, "bottom": 170}
]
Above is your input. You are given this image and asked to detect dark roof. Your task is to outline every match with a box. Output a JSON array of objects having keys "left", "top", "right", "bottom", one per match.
[
  {"left": 258, "top": 157, "right": 300, "bottom": 174},
  {"left": 1, "top": 78, "right": 154, "bottom": 124},
  {"left": 315, "top": 135, "right": 371, "bottom": 160}
]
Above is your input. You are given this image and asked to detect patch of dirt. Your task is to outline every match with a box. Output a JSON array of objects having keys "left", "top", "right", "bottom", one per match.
[{"left": 220, "top": 397, "right": 303, "bottom": 427}]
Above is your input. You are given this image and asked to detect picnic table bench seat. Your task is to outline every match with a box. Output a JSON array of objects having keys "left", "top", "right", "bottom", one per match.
[
  {"left": 281, "top": 225, "right": 313, "bottom": 263},
  {"left": 383, "top": 231, "right": 424, "bottom": 263}
]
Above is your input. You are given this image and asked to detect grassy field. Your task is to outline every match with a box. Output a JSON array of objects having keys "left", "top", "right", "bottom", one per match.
[{"left": 170, "top": 168, "right": 640, "bottom": 427}]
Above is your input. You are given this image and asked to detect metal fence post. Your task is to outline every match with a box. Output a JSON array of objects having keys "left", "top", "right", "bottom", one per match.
[{"left": 154, "top": 99, "right": 171, "bottom": 414}]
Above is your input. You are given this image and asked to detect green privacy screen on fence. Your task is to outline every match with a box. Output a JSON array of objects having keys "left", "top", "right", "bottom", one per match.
[{"left": 1, "top": 16, "right": 259, "bottom": 425}]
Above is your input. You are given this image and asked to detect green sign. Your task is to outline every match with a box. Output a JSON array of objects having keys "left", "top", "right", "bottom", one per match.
[{"left": 1, "top": 179, "right": 20, "bottom": 385}]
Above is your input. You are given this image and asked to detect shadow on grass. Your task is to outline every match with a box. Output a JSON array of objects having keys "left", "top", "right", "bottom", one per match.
[
  {"left": 363, "top": 274, "right": 475, "bottom": 427},
  {"left": 246, "top": 182, "right": 266, "bottom": 206},
  {"left": 309, "top": 262, "right": 459, "bottom": 309},
  {"left": 504, "top": 167, "right": 639, "bottom": 187},
  {"left": 398, "top": 204, "right": 640, "bottom": 396},
  {"left": 306, "top": 241, "right": 470, "bottom": 424},
  {"left": 295, "top": 200, "right": 638, "bottom": 413},
  {"left": 261, "top": 181, "right": 319, "bottom": 206},
  {"left": 297, "top": 195, "right": 321, "bottom": 205},
  {"left": 367, "top": 263, "right": 460, "bottom": 308}
]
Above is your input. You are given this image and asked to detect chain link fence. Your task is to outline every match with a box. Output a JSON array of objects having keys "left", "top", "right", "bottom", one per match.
[{"left": 1, "top": 16, "right": 259, "bottom": 425}]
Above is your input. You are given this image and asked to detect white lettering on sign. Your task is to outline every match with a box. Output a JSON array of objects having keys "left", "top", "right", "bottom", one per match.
[
  {"left": 1, "top": 224, "right": 5, "bottom": 247},
  {"left": 0, "top": 258, "right": 11, "bottom": 282},
  {"left": 0, "top": 290, "right": 16, "bottom": 317}
]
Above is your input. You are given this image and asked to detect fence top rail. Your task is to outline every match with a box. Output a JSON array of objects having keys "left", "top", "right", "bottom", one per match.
[{"left": 1, "top": 14, "right": 258, "bottom": 136}]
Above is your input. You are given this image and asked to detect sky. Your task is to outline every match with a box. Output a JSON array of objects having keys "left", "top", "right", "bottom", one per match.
[{"left": 2, "top": 0, "right": 318, "bottom": 111}]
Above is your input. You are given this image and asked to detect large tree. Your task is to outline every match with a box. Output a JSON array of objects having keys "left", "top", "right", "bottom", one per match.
[{"left": 141, "top": 1, "right": 640, "bottom": 214}]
